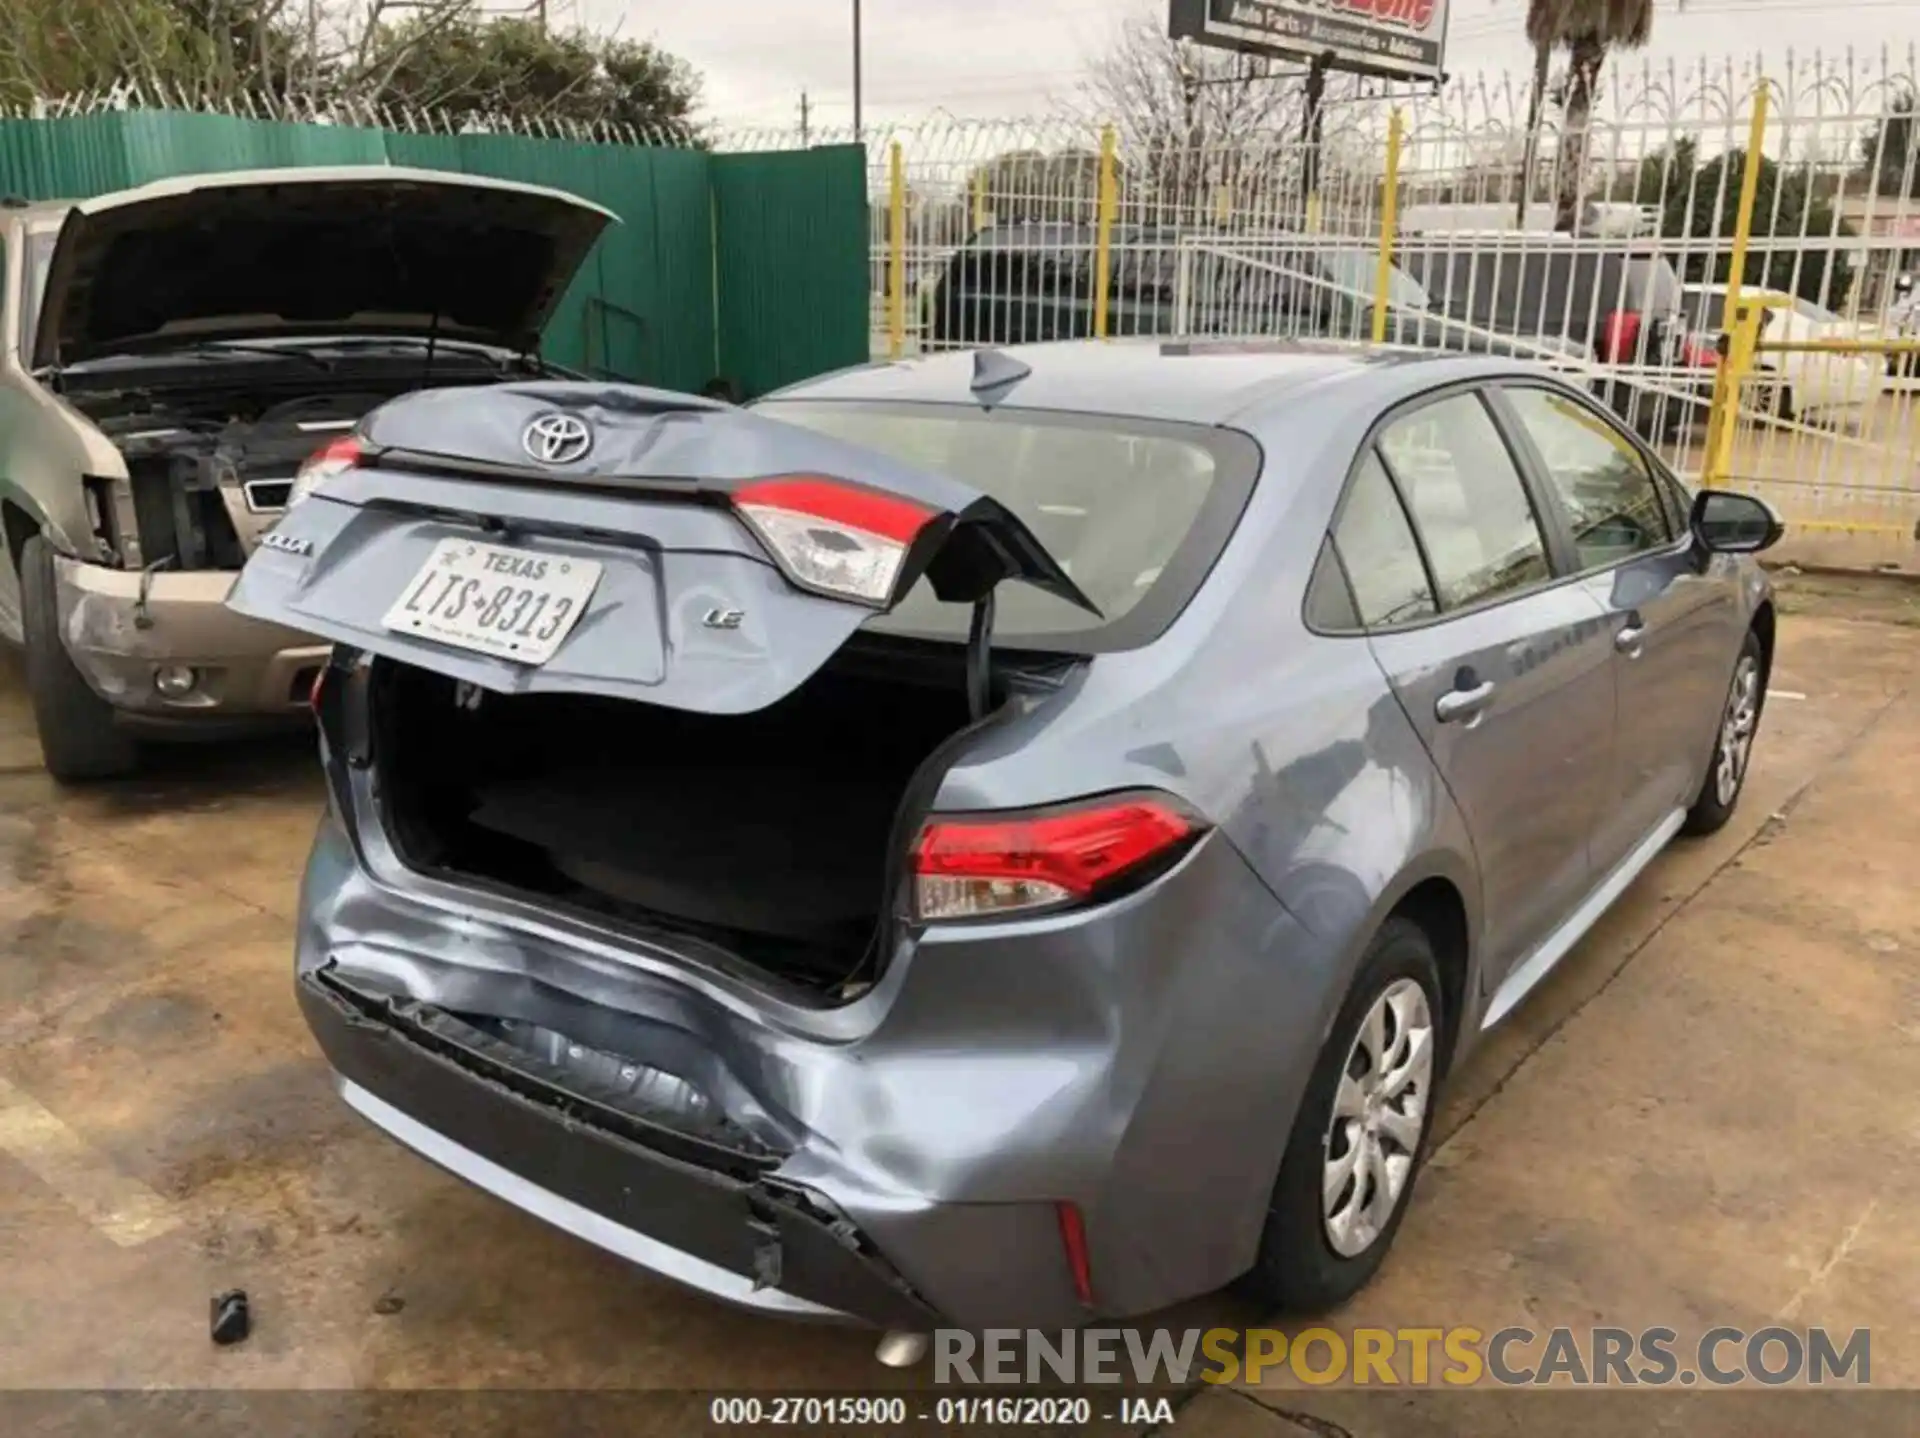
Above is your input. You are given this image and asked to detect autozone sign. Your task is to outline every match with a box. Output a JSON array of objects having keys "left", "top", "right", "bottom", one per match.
[{"left": 1168, "top": 0, "right": 1450, "bottom": 83}]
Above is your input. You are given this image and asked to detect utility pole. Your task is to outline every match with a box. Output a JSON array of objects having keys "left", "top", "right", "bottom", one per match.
[
  {"left": 852, "top": 0, "right": 864, "bottom": 141},
  {"left": 799, "top": 91, "right": 812, "bottom": 145}
]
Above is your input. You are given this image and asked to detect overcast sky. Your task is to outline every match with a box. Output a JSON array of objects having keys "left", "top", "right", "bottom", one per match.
[{"left": 570, "top": 0, "right": 1920, "bottom": 132}]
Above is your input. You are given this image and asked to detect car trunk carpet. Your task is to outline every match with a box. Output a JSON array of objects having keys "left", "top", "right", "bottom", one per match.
[{"left": 465, "top": 763, "right": 899, "bottom": 941}]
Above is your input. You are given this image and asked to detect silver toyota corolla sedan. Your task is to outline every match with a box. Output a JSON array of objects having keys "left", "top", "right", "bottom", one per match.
[{"left": 230, "top": 341, "right": 1781, "bottom": 1332}]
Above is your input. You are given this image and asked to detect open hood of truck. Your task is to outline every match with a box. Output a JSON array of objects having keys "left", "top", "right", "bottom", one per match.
[
  {"left": 227, "top": 385, "right": 1095, "bottom": 713},
  {"left": 33, "top": 166, "right": 615, "bottom": 368}
]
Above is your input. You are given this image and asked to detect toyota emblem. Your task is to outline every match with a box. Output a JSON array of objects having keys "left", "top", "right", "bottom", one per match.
[{"left": 521, "top": 412, "right": 593, "bottom": 465}]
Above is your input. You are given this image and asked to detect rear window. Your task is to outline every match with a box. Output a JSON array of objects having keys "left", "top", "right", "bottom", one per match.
[{"left": 750, "top": 401, "right": 1258, "bottom": 651}]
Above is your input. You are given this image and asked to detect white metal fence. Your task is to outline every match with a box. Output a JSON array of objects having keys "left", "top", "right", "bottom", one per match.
[
  {"left": 20, "top": 58, "right": 1920, "bottom": 568},
  {"left": 852, "top": 51, "right": 1920, "bottom": 569}
]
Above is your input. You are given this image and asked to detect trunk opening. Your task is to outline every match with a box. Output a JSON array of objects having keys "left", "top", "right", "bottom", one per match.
[{"left": 369, "top": 639, "right": 1041, "bottom": 997}]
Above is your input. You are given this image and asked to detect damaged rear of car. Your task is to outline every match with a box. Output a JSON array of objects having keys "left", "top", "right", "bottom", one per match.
[
  {"left": 0, "top": 166, "right": 610, "bottom": 779},
  {"left": 230, "top": 377, "right": 1311, "bottom": 1330}
]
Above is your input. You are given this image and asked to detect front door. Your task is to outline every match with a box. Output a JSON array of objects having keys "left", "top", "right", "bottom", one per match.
[
  {"left": 1344, "top": 391, "right": 1617, "bottom": 991},
  {"left": 1495, "top": 384, "right": 1738, "bottom": 873}
]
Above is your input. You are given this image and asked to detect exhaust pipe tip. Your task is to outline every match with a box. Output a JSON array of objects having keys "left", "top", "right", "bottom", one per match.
[{"left": 874, "top": 1331, "right": 929, "bottom": 1368}]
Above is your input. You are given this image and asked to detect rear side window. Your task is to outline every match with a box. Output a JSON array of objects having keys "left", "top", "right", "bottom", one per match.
[
  {"left": 1377, "top": 393, "right": 1552, "bottom": 611},
  {"left": 1331, "top": 452, "right": 1436, "bottom": 627},
  {"left": 752, "top": 401, "right": 1254, "bottom": 650},
  {"left": 1504, "top": 387, "right": 1671, "bottom": 570}
]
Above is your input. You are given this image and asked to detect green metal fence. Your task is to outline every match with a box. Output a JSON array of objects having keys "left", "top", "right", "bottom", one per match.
[{"left": 0, "top": 110, "right": 865, "bottom": 398}]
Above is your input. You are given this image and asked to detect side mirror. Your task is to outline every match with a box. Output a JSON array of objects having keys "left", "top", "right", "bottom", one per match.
[{"left": 1690, "top": 489, "right": 1784, "bottom": 554}]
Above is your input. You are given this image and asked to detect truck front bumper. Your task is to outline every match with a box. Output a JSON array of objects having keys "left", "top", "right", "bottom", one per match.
[{"left": 53, "top": 555, "right": 329, "bottom": 725}]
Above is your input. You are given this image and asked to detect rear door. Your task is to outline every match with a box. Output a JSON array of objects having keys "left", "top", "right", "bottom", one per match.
[
  {"left": 1494, "top": 382, "right": 1737, "bottom": 872},
  {"left": 227, "top": 383, "right": 1091, "bottom": 712},
  {"left": 1344, "top": 388, "right": 1616, "bottom": 996}
]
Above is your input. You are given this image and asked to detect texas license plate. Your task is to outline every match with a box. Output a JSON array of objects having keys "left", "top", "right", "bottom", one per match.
[{"left": 382, "top": 539, "right": 601, "bottom": 665}]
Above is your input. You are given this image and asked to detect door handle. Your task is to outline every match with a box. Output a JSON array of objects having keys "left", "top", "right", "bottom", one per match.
[
  {"left": 1615, "top": 612, "right": 1646, "bottom": 657},
  {"left": 1435, "top": 680, "right": 1496, "bottom": 724}
]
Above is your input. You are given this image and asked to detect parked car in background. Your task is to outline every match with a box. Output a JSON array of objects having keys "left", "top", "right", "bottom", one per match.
[
  {"left": 926, "top": 222, "right": 1594, "bottom": 368},
  {"left": 0, "top": 166, "right": 609, "bottom": 780},
  {"left": 231, "top": 341, "right": 1782, "bottom": 1334},
  {"left": 1396, "top": 235, "right": 1717, "bottom": 438},
  {"left": 1680, "top": 282, "right": 1885, "bottom": 424}
]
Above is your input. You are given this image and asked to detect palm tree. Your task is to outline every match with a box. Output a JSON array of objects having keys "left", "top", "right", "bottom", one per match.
[{"left": 1518, "top": 0, "right": 1657, "bottom": 231}]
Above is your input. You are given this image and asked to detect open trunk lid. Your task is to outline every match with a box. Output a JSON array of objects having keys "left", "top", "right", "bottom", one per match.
[
  {"left": 226, "top": 382, "right": 1094, "bottom": 713},
  {"left": 33, "top": 166, "right": 614, "bottom": 368}
]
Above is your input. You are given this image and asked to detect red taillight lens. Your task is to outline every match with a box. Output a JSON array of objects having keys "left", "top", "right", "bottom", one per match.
[
  {"left": 290, "top": 436, "right": 363, "bottom": 505},
  {"left": 733, "top": 474, "right": 936, "bottom": 607},
  {"left": 1598, "top": 311, "right": 1642, "bottom": 363},
  {"left": 1056, "top": 1200, "right": 1094, "bottom": 1306},
  {"left": 911, "top": 795, "right": 1197, "bottom": 921}
]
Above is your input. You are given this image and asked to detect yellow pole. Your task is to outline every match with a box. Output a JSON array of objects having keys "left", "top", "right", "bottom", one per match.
[
  {"left": 972, "top": 167, "right": 987, "bottom": 230},
  {"left": 1701, "top": 81, "right": 1772, "bottom": 488},
  {"left": 888, "top": 140, "right": 906, "bottom": 360},
  {"left": 1371, "top": 108, "right": 1403, "bottom": 345},
  {"left": 1093, "top": 124, "right": 1118, "bottom": 340}
]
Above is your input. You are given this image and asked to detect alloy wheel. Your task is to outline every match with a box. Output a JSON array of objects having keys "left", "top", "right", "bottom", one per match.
[
  {"left": 1322, "top": 977, "right": 1434, "bottom": 1258},
  {"left": 1716, "top": 655, "right": 1762, "bottom": 807}
]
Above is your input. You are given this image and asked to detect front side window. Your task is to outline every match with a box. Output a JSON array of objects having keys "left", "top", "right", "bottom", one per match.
[
  {"left": 1377, "top": 392, "right": 1552, "bottom": 611},
  {"left": 1504, "top": 386, "right": 1671, "bottom": 570}
]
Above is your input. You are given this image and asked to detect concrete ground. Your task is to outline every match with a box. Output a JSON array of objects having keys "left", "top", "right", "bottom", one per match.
[{"left": 1, "top": 576, "right": 1917, "bottom": 1434}]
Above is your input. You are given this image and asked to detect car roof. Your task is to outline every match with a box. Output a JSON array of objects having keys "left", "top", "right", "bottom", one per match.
[{"left": 764, "top": 340, "right": 1561, "bottom": 428}]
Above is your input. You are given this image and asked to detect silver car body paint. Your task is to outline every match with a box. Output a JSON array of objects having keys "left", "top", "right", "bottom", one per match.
[{"left": 241, "top": 343, "right": 1772, "bottom": 1328}]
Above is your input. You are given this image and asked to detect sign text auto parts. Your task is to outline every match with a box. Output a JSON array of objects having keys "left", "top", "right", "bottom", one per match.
[{"left": 1169, "top": 0, "right": 1449, "bottom": 83}]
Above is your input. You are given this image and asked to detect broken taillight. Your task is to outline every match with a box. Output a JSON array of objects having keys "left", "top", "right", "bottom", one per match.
[
  {"left": 288, "top": 436, "right": 364, "bottom": 507},
  {"left": 911, "top": 795, "right": 1199, "bottom": 921},
  {"left": 732, "top": 474, "right": 935, "bottom": 607}
]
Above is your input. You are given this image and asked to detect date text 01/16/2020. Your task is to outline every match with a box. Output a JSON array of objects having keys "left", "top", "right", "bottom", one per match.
[{"left": 706, "top": 1395, "right": 1176, "bottom": 1427}]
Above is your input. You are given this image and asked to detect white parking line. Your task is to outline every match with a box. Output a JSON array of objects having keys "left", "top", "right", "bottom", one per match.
[
  {"left": 0, "top": 1075, "right": 181, "bottom": 1247},
  {"left": 1772, "top": 690, "right": 1809, "bottom": 701}
]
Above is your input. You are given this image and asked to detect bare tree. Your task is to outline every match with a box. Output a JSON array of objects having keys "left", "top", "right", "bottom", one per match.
[
  {"left": 0, "top": 0, "right": 697, "bottom": 138},
  {"left": 1078, "top": 10, "right": 1307, "bottom": 229}
]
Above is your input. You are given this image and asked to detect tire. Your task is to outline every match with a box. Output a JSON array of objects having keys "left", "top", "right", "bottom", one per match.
[
  {"left": 1239, "top": 917, "right": 1445, "bottom": 1312},
  {"left": 19, "top": 534, "right": 137, "bottom": 782},
  {"left": 1682, "top": 629, "right": 1766, "bottom": 838}
]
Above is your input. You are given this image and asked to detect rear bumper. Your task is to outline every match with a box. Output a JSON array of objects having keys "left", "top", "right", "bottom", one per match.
[
  {"left": 52, "top": 555, "right": 328, "bottom": 721},
  {"left": 299, "top": 966, "right": 937, "bottom": 1329},
  {"left": 295, "top": 801, "right": 1339, "bottom": 1329}
]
